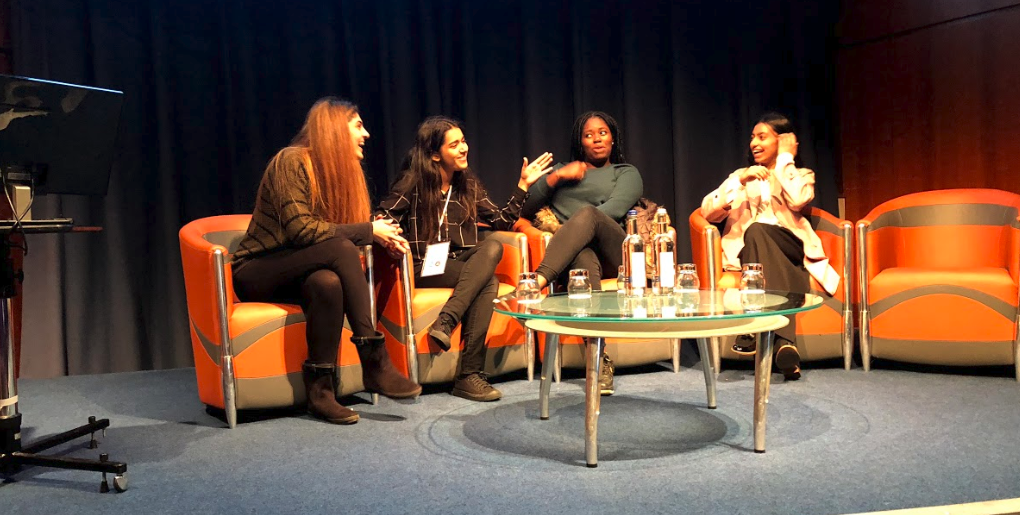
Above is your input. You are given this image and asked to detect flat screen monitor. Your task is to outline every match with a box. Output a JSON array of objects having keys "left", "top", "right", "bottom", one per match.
[{"left": 0, "top": 74, "right": 124, "bottom": 196}]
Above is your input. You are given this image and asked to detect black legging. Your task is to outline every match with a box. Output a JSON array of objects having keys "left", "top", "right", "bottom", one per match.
[
  {"left": 415, "top": 238, "right": 502, "bottom": 377},
  {"left": 536, "top": 205, "right": 626, "bottom": 289},
  {"left": 232, "top": 237, "right": 376, "bottom": 364},
  {"left": 738, "top": 222, "right": 811, "bottom": 345}
]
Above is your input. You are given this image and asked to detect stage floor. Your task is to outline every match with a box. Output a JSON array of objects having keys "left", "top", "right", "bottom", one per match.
[{"left": 4, "top": 354, "right": 1020, "bottom": 515}]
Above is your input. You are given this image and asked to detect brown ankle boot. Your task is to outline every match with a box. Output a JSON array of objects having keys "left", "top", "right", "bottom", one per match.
[
  {"left": 352, "top": 332, "right": 422, "bottom": 399},
  {"left": 302, "top": 362, "right": 360, "bottom": 424}
]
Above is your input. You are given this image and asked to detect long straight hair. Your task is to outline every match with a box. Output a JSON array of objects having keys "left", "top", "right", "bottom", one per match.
[
  {"left": 404, "top": 116, "right": 479, "bottom": 244},
  {"left": 268, "top": 97, "right": 370, "bottom": 224},
  {"left": 569, "top": 111, "right": 626, "bottom": 164}
]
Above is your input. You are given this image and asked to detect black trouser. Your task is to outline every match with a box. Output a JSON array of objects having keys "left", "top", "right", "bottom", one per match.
[
  {"left": 738, "top": 223, "right": 810, "bottom": 345},
  {"left": 536, "top": 206, "right": 625, "bottom": 289},
  {"left": 232, "top": 237, "right": 376, "bottom": 364},
  {"left": 415, "top": 238, "right": 502, "bottom": 377}
]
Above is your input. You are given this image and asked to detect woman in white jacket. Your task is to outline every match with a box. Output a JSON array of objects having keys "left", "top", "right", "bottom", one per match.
[{"left": 700, "top": 112, "right": 839, "bottom": 380}]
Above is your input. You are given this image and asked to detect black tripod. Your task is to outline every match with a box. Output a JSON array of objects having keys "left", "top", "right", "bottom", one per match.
[{"left": 0, "top": 227, "right": 128, "bottom": 492}]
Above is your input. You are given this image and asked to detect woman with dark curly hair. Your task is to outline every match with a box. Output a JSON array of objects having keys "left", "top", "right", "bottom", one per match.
[{"left": 518, "top": 111, "right": 644, "bottom": 395}]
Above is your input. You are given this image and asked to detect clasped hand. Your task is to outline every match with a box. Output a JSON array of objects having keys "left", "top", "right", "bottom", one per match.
[
  {"left": 739, "top": 165, "right": 769, "bottom": 185},
  {"left": 372, "top": 217, "right": 410, "bottom": 258}
]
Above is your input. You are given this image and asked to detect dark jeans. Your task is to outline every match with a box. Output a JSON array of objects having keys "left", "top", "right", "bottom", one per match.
[
  {"left": 415, "top": 238, "right": 502, "bottom": 377},
  {"left": 738, "top": 223, "right": 810, "bottom": 345},
  {"left": 536, "top": 205, "right": 625, "bottom": 289},
  {"left": 232, "top": 237, "right": 375, "bottom": 364}
]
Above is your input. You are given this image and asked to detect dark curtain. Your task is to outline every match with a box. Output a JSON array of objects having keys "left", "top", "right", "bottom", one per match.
[{"left": 10, "top": 0, "right": 840, "bottom": 377}]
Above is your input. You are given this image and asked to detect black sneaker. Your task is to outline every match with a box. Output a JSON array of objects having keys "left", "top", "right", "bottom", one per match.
[
  {"left": 451, "top": 373, "right": 503, "bottom": 402},
  {"left": 428, "top": 313, "right": 456, "bottom": 352},
  {"left": 599, "top": 353, "right": 615, "bottom": 396},
  {"left": 774, "top": 343, "right": 801, "bottom": 381},
  {"left": 732, "top": 334, "right": 757, "bottom": 355}
]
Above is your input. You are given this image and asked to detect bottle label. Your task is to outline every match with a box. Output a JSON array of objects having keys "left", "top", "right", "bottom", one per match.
[
  {"left": 658, "top": 251, "right": 674, "bottom": 288},
  {"left": 630, "top": 252, "right": 646, "bottom": 289}
]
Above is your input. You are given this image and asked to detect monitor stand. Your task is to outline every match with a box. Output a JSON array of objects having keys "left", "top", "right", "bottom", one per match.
[{"left": 0, "top": 228, "right": 128, "bottom": 492}]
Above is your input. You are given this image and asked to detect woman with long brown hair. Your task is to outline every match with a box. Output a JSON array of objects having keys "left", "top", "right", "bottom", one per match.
[
  {"left": 378, "top": 116, "right": 552, "bottom": 402},
  {"left": 231, "top": 97, "right": 420, "bottom": 425}
]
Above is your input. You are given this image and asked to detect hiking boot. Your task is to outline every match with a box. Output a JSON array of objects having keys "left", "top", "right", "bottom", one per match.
[
  {"left": 599, "top": 353, "right": 615, "bottom": 396},
  {"left": 774, "top": 343, "right": 801, "bottom": 381},
  {"left": 732, "top": 334, "right": 757, "bottom": 355},
  {"left": 451, "top": 373, "right": 502, "bottom": 402},
  {"left": 428, "top": 313, "right": 457, "bottom": 352}
]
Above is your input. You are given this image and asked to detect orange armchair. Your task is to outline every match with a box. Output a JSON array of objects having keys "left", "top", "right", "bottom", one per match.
[
  {"left": 856, "top": 189, "right": 1020, "bottom": 379},
  {"left": 513, "top": 218, "right": 681, "bottom": 380},
  {"left": 689, "top": 207, "right": 854, "bottom": 372},
  {"left": 373, "top": 231, "right": 533, "bottom": 385},
  {"left": 179, "top": 215, "right": 376, "bottom": 428}
]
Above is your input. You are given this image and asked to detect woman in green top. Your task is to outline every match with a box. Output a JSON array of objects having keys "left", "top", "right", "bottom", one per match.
[
  {"left": 519, "top": 111, "right": 644, "bottom": 395},
  {"left": 521, "top": 111, "right": 643, "bottom": 290}
]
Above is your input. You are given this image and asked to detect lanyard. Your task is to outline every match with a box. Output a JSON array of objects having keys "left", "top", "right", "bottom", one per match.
[{"left": 438, "top": 186, "right": 454, "bottom": 241}]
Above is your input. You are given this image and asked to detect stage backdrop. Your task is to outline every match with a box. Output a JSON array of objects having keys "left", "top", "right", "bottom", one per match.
[{"left": 10, "top": 0, "right": 840, "bottom": 377}]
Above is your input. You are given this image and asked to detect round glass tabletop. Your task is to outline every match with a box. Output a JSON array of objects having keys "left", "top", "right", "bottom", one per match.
[{"left": 494, "top": 289, "right": 822, "bottom": 323}]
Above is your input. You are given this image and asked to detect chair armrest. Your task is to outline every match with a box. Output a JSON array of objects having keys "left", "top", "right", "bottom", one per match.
[
  {"left": 807, "top": 207, "right": 852, "bottom": 302},
  {"left": 688, "top": 210, "right": 722, "bottom": 289},
  {"left": 514, "top": 218, "right": 550, "bottom": 270},
  {"left": 1008, "top": 216, "right": 1020, "bottom": 286},
  {"left": 485, "top": 230, "right": 528, "bottom": 285},
  {"left": 179, "top": 228, "right": 233, "bottom": 344}
]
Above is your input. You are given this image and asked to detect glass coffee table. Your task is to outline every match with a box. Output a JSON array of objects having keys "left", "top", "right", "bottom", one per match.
[{"left": 495, "top": 289, "right": 822, "bottom": 467}]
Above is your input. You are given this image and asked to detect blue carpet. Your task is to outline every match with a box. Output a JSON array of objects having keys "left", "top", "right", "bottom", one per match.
[{"left": 3, "top": 357, "right": 1020, "bottom": 515}]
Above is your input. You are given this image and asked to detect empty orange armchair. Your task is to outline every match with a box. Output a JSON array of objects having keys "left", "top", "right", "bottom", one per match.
[
  {"left": 857, "top": 189, "right": 1020, "bottom": 379},
  {"left": 373, "top": 231, "right": 532, "bottom": 384},
  {"left": 689, "top": 207, "right": 854, "bottom": 371},
  {"left": 179, "top": 215, "right": 376, "bottom": 428},
  {"left": 513, "top": 218, "right": 681, "bottom": 378}
]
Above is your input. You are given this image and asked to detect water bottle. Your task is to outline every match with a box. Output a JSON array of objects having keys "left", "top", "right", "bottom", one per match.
[
  {"left": 621, "top": 210, "right": 645, "bottom": 297},
  {"left": 651, "top": 208, "right": 674, "bottom": 295}
]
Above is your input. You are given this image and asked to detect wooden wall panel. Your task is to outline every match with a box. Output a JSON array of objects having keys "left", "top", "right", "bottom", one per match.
[
  {"left": 839, "top": 0, "right": 1020, "bottom": 44},
  {"left": 839, "top": 3, "right": 1020, "bottom": 221}
]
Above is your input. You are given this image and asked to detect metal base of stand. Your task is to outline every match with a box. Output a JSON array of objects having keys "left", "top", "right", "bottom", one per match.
[
  {"left": 1, "top": 230, "right": 128, "bottom": 492},
  {"left": 1, "top": 414, "right": 128, "bottom": 492}
]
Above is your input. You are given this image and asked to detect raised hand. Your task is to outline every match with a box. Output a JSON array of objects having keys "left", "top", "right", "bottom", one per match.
[
  {"left": 777, "top": 132, "right": 799, "bottom": 158},
  {"left": 372, "top": 218, "right": 410, "bottom": 257},
  {"left": 518, "top": 152, "right": 555, "bottom": 190}
]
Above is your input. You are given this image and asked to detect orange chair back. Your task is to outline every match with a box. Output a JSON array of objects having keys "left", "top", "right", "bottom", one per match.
[{"left": 861, "top": 189, "right": 1020, "bottom": 280}]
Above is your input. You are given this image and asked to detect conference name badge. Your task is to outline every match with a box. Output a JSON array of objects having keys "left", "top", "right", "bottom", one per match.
[{"left": 421, "top": 241, "right": 450, "bottom": 277}]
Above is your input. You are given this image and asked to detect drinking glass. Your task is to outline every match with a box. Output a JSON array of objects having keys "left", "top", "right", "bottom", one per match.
[
  {"left": 616, "top": 265, "right": 628, "bottom": 295},
  {"left": 568, "top": 293, "right": 592, "bottom": 316},
  {"left": 740, "top": 263, "right": 765, "bottom": 311},
  {"left": 567, "top": 269, "right": 592, "bottom": 299},
  {"left": 517, "top": 272, "right": 541, "bottom": 304},
  {"left": 676, "top": 263, "right": 700, "bottom": 312}
]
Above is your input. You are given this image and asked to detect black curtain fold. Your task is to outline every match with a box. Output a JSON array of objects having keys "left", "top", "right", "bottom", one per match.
[{"left": 10, "top": 0, "right": 840, "bottom": 377}]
